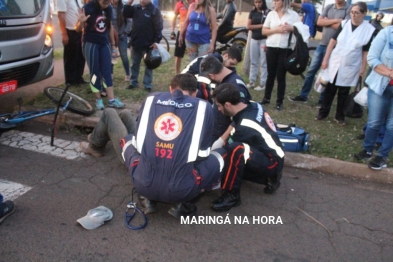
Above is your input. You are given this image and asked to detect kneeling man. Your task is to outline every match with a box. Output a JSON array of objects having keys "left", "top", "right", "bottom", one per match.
[{"left": 211, "top": 83, "right": 284, "bottom": 212}]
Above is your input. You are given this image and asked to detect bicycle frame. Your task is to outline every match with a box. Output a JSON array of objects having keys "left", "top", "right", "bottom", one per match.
[{"left": 0, "top": 97, "right": 72, "bottom": 129}]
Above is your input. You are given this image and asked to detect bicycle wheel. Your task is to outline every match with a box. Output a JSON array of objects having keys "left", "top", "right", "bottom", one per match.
[
  {"left": 44, "top": 87, "right": 95, "bottom": 116},
  {"left": 160, "top": 36, "right": 170, "bottom": 52}
]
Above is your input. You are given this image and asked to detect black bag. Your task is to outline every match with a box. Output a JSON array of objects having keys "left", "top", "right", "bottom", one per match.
[
  {"left": 285, "top": 27, "right": 309, "bottom": 75},
  {"left": 344, "top": 77, "right": 364, "bottom": 118}
]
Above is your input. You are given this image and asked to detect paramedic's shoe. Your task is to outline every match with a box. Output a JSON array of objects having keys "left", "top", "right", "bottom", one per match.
[
  {"left": 138, "top": 195, "right": 158, "bottom": 215},
  {"left": 168, "top": 203, "right": 197, "bottom": 219},
  {"left": 96, "top": 98, "right": 105, "bottom": 110},
  {"left": 264, "top": 171, "right": 282, "bottom": 194},
  {"left": 354, "top": 149, "right": 372, "bottom": 161},
  {"left": 107, "top": 98, "right": 125, "bottom": 108},
  {"left": 211, "top": 191, "right": 241, "bottom": 212},
  {"left": 368, "top": 156, "right": 387, "bottom": 170},
  {"left": 0, "top": 200, "right": 15, "bottom": 224},
  {"left": 254, "top": 86, "right": 265, "bottom": 91},
  {"left": 288, "top": 95, "right": 307, "bottom": 103},
  {"left": 79, "top": 141, "right": 104, "bottom": 158}
]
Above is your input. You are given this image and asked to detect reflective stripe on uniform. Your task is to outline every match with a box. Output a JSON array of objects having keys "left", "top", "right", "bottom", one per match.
[
  {"left": 240, "top": 119, "right": 285, "bottom": 158},
  {"left": 135, "top": 96, "right": 154, "bottom": 153},
  {"left": 188, "top": 100, "right": 209, "bottom": 162},
  {"left": 210, "top": 150, "right": 225, "bottom": 172},
  {"left": 196, "top": 75, "right": 211, "bottom": 85},
  {"left": 121, "top": 139, "right": 134, "bottom": 161},
  {"left": 243, "top": 143, "right": 250, "bottom": 163}
]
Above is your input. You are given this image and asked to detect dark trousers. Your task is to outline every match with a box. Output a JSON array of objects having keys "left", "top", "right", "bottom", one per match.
[
  {"left": 63, "top": 29, "right": 85, "bottom": 84},
  {"left": 318, "top": 75, "right": 350, "bottom": 121},
  {"left": 221, "top": 142, "right": 283, "bottom": 192},
  {"left": 264, "top": 47, "right": 290, "bottom": 105}
]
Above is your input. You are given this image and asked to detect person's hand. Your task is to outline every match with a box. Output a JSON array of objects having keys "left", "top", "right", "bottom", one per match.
[
  {"left": 150, "top": 43, "right": 158, "bottom": 49},
  {"left": 78, "top": 8, "right": 90, "bottom": 23},
  {"left": 321, "top": 59, "right": 328, "bottom": 70},
  {"left": 170, "top": 32, "right": 176, "bottom": 40},
  {"left": 283, "top": 23, "right": 294, "bottom": 32},
  {"left": 277, "top": 24, "right": 287, "bottom": 34},
  {"left": 62, "top": 34, "right": 69, "bottom": 46},
  {"left": 359, "top": 68, "right": 365, "bottom": 78}
]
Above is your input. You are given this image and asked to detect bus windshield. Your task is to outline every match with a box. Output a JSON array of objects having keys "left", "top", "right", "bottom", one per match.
[{"left": 0, "top": 0, "right": 45, "bottom": 17}]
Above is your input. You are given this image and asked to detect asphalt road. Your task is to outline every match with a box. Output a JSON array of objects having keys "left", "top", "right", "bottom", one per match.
[{"left": 0, "top": 121, "right": 393, "bottom": 261}]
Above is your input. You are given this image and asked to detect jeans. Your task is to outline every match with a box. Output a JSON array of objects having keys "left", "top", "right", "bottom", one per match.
[
  {"left": 299, "top": 44, "right": 326, "bottom": 102},
  {"left": 249, "top": 38, "right": 267, "bottom": 87},
  {"left": 265, "top": 47, "right": 289, "bottom": 105},
  {"left": 185, "top": 39, "right": 210, "bottom": 61},
  {"left": 89, "top": 108, "right": 136, "bottom": 162},
  {"left": 118, "top": 34, "right": 130, "bottom": 76},
  {"left": 131, "top": 47, "right": 153, "bottom": 89},
  {"left": 363, "top": 85, "right": 393, "bottom": 158}
]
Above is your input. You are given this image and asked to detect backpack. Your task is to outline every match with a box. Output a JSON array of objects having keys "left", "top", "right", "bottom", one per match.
[
  {"left": 314, "top": 8, "right": 322, "bottom": 33},
  {"left": 275, "top": 124, "right": 309, "bottom": 152},
  {"left": 285, "top": 27, "right": 309, "bottom": 76}
]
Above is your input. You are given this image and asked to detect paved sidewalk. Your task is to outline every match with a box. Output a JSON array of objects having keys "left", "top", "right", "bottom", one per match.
[{"left": 3, "top": 58, "right": 393, "bottom": 185}]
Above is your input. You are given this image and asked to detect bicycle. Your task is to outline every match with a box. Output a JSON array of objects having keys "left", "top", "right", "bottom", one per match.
[{"left": 0, "top": 86, "right": 94, "bottom": 145}]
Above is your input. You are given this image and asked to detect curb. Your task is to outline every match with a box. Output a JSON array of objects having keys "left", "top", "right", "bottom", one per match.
[
  {"left": 285, "top": 152, "right": 393, "bottom": 184},
  {"left": 36, "top": 111, "right": 393, "bottom": 185}
]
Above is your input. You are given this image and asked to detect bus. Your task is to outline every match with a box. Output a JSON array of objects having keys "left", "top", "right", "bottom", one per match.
[{"left": 0, "top": 0, "right": 54, "bottom": 95}]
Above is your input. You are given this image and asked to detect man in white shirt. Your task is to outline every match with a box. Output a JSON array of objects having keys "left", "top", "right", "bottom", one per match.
[{"left": 57, "top": 0, "right": 87, "bottom": 86}]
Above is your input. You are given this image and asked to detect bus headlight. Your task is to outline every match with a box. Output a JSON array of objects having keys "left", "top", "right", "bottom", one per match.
[{"left": 42, "top": 35, "right": 53, "bottom": 55}]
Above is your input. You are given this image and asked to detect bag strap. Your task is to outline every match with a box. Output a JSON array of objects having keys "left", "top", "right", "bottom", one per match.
[{"left": 356, "top": 77, "right": 362, "bottom": 92}]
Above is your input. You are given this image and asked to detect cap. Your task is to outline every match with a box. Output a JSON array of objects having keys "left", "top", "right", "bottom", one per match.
[{"left": 77, "top": 206, "right": 113, "bottom": 230}]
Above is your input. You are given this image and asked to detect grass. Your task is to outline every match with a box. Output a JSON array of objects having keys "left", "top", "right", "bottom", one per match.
[{"left": 30, "top": 48, "right": 392, "bottom": 165}]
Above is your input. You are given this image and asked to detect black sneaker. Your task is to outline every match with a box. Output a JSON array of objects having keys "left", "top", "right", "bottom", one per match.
[
  {"left": 354, "top": 149, "right": 372, "bottom": 161},
  {"left": 127, "top": 84, "right": 138, "bottom": 89},
  {"left": 0, "top": 200, "right": 15, "bottom": 224},
  {"left": 168, "top": 203, "right": 197, "bottom": 219},
  {"left": 368, "top": 156, "right": 387, "bottom": 170},
  {"left": 260, "top": 98, "right": 270, "bottom": 105},
  {"left": 211, "top": 191, "right": 241, "bottom": 212},
  {"left": 288, "top": 95, "right": 307, "bottom": 103}
]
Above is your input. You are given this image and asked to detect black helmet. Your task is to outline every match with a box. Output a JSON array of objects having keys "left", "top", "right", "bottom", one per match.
[{"left": 143, "top": 49, "right": 162, "bottom": 70}]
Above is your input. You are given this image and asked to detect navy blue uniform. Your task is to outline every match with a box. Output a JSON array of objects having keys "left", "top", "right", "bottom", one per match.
[
  {"left": 212, "top": 71, "right": 252, "bottom": 141},
  {"left": 222, "top": 102, "right": 284, "bottom": 191},
  {"left": 121, "top": 90, "right": 225, "bottom": 203}
]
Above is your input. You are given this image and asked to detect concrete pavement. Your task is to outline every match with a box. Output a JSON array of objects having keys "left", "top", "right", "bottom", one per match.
[{"left": 1, "top": 56, "right": 392, "bottom": 185}]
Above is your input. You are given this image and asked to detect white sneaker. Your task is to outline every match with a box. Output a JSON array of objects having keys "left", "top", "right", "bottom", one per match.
[
  {"left": 246, "top": 83, "right": 254, "bottom": 89},
  {"left": 254, "top": 86, "right": 265, "bottom": 91}
]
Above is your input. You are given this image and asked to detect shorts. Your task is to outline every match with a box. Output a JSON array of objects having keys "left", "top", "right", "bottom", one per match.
[{"left": 174, "top": 32, "right": 186, "bottom": 58}]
